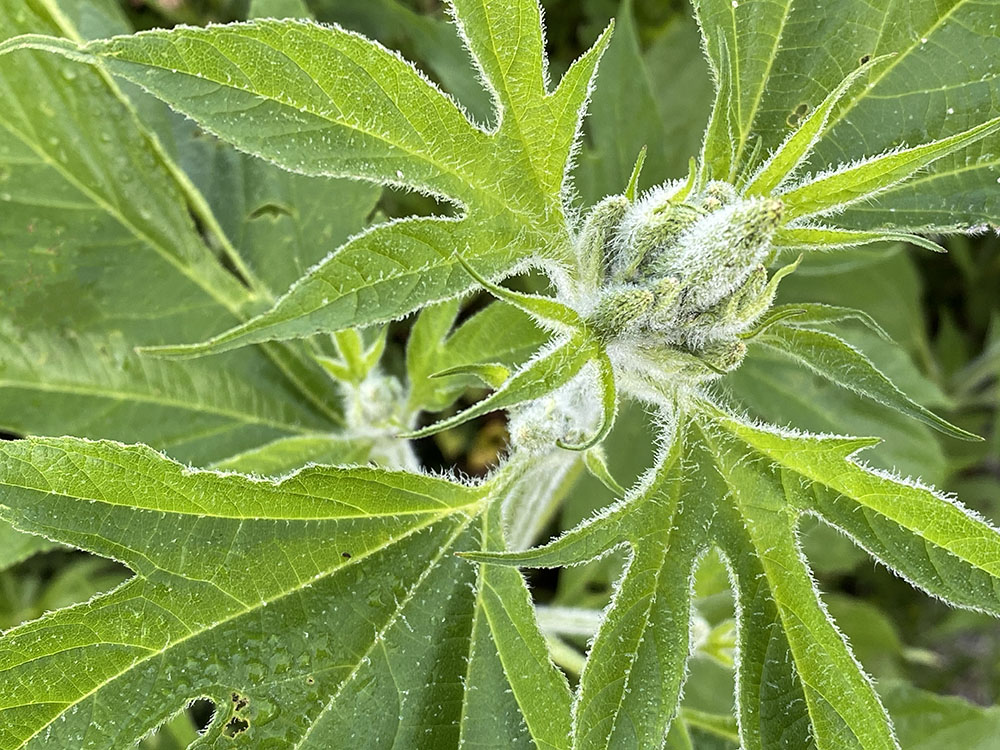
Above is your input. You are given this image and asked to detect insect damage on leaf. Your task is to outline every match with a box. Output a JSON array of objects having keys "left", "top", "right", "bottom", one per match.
[{"left": 0, "top": 0, "right": 998, "bottom": 748}]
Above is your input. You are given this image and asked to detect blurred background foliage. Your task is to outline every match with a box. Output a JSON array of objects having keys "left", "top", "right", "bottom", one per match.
[{"left": 3, "top": 0, "right": 998, "bottom": 746}]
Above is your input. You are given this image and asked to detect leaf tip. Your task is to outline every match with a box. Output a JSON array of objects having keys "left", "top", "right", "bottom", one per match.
[
  {"left": 135, "top": 341, "right": 217, "bottom": 360},
  {"left": 0, "top": 34, "right": 92, "bottom": 63}
]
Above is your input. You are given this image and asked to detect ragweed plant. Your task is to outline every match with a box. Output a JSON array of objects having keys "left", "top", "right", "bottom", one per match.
[{"left": 0, "top": 0, "right": 999, "bottom": 748}]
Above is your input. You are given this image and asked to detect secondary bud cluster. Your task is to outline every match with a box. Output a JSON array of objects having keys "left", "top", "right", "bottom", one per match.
[
  {"left": 507, "top": 364, "right": 602, "bottom": 456},
  {"left": 576, "top": 179, "right": 784, "bottom": 378}
]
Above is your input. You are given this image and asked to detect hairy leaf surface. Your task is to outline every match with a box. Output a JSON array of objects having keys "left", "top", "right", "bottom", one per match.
[
  {"left": 0, "top": 1, "right": 998, "bottom": 749},
  {"left": 0, "top": 438, "right": 570, "bottom": 749},
  {"left": 693, "top": 0, "right": 1000, "bottom": 228},
  {"left": 0, "top": 0, "right": 343, "bottom": 445},
  {"left": 468, "top": 401, "right": 1000, "bottom": 748},
  {"left": 0, "top": 2, "right": 613, "bottom": 356}
]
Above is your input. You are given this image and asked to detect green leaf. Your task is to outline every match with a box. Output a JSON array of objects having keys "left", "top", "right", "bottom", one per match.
[
  {"left": 467, "top": 432, "right": 713, "bottom": 750},
  {"left": 725, "top": 346, "right": 948, "bottom": 483},
  {"left": 57, "top": 20, "right": 488, "bottom": 202},
  {"left": 0, "top": 324, "right": 333, "bottom": 465},
  {"left": 576, "top": 0, "right": 671, "bottom": 203},
  {"left": 774, "top": 226, "right": 947, "bottom": 255},
  {"left": 696, "top": 30, "right": 737, "bottom": 184},
  {"left": 209, "top": 433, "right": 375, "bottom": 474},
  {"left": 582, "top": 447, "right": 627, "bottom": 496},
  {"left": 193, "top": 148, "right": 382, "bottom": 300},
  {"left": 406, "top": 300, "right": 550, "bottom": 414},
  {"left": 309, "top": 0, "right": 493, "bottom": 123},
  {"left": 432, "top": 363, "right": 511, "bottom": 389},
  {"left": 643, "top": 16, "right": 714, "bottom": 181},
  {"left": 744, "top": 54, "right": 890, "bottom": 196},
  {"left": 779, "top": 115, "right": 1000, "bottom": 221},
  {"left": 880, "top": 681, "right": 1000, "bottom": 750},
  {"left": 403, "top": 333, "right": 596, "bottom": 440},
  {"left": 822, "top": 594, "right": 907, "bottom": 678},
  {"left": 470, "top": 398, "right": 1000, "bottom": 746},
  {"left": 692, "top": 0, "right": 794, "bottom": 180},
  {"left": 117, "top": 6, "right": 382, "bottom": 304},
  {"left": 0, "top": 4, "right": 244, "bottom": 329},
  {"left": 805, "top": 3, "right": 1000, "bottom": 230},
  {"left": 757, "top": 324, "right": 978, "bottom": 441},
  {"left": 694, "top": 0, "right": 1000, "bottom": 228},
  {"left": 677, "top": 709, "right": 739, "bottom": 744},
  {"left": 448, "top": 0, "right": 610, "bottom": 203},
  {"left": 0, "top": 0, "right": 343, "bottom": 439},
  {"left": 0, "top": 557, "right": 129, "bottom": 633},
  {"left": 0, "top": 6, "right": 614, "bottom": 357},
  {"left": 769, "top": 303, "right": 891, "bottom": 339},
  {"left": 138, "top": 218, "right": 534, "bottom": 358},
  {"left": 248, "top": 0, "right": 311, "bottom": 19},
  {"left": 406, "top": 299, "right": 464, "bottom": 401},
  {"left": 720, "top": 413, "right": 1000, "bottom": 619},
  {"left": 699, "top": 415, "right": 893, "bottom": 749},
  {"left": 0, "top": 525, "right": 55, "bottom": 573},
  {"left": 711, "top": 498, "right": 893, "bottom": 750},
  {"left": 690, "top": 416, "right": 900, "bottom": 749},
  {"left": 450, "top": 252, "right": 586, "bottom": 331},
  {"left": 776, "top": 248, "right": 931, "bottom": 355},
  {"left": 0, "top": 438, "right": 571, "bottom": 749}
]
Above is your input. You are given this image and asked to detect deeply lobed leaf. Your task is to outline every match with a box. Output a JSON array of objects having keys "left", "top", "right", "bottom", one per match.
[
  {"left": 1, "top": 1, "right": 999, "bottom": 749},
  {"left": 469, "top": 399, "right": 1000, "bottom": 748},
  {"left": 0, "top": 438, "right": 570, "bottom": 749},
  {"left": 0, "top": 3, "right": 613, "bottom": 359}
]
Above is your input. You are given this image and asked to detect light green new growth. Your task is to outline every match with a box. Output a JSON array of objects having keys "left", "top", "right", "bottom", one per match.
[{"left": 0, "top": 0, "right": 999, "bottom": 747}]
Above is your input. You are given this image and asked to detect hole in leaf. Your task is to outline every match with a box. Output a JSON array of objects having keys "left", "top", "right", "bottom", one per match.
[
  {"left": 305, "top": 675, "right": 316, "bottom": 685},
  {"left": 786, "top": 102, "right": 811, "bottom": 128},
  {"left": 231, "top": 692, "right": 249, "bottom": 712},
  {"left": 223, "top": 716, "right": 250, "bottom": 738},
  {"left": 141, "top": 697, "right": 213, "bottom": 746},
  {"left": 190, "top": 698, "right": 215, "bottom": 732}
]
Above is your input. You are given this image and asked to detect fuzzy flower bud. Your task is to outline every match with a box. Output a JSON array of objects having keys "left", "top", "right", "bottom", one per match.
[
  {"left": 587, "top": 285, "right": 655, "bottom": 340},
  {"left": 572, "top": 179, "right": 790, "bottom": 385},
  {"left": 508, "top": 368, "right": 601, "bottom": 455},
  {"left": 651, "top": 197, "right": 783, "bottom": 312},
  {"left": 577, "top": 194, "right": 630, "bottom": 285},
  {"left": 614, "top": 203, "right": 702, "bottom": 281}
]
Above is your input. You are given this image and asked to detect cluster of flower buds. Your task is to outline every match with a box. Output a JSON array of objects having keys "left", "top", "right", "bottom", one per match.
[
  {"left": 406, "top": 177, "right": 797, "bottom": 453},
  {"left": 576, "top": 178, "right": 788, "bottom": 378}
]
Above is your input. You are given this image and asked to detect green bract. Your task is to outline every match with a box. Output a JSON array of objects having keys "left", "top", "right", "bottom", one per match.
[{"left": 0, "top": 0, "right": 998, "bottom": 747}]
